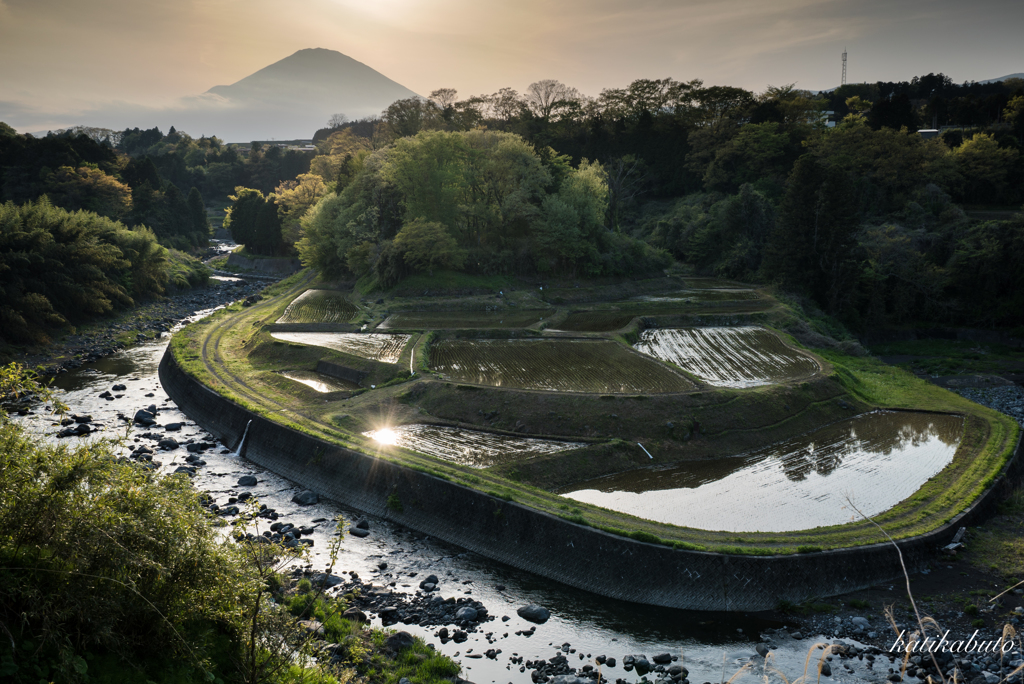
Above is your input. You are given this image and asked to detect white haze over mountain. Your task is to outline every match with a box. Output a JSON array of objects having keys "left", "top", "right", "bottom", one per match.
[{"left": 10, "top": 49, "right": 420, "bottom": 142}]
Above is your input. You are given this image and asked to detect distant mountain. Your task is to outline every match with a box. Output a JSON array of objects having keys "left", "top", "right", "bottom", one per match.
[
  {"left": 10, "top": 48, "right": 421, "bottom": 142},
  {"left": 182, "top": 48, "right": 420, "bottom": 141},
  {"left": 980, "top": 73, "right": 1024, "bottom": 84}
]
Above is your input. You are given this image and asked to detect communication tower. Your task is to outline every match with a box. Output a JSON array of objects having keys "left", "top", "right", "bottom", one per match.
[{"left": 842, "top": 49, "right": 847, "bottom": 86}]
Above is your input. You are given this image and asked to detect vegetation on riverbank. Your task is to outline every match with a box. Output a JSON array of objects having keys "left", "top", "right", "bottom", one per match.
[
  {"left": 0, "top": 199, "right": 210, "bottom": 346},
  {"left": 0, "top": 363, "right": 461, "bottom": 683}
]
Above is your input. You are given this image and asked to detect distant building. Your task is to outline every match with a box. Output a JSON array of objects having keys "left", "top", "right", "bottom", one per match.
[{"left": 917, "top": 129, "right": 940, "bottom": 139}]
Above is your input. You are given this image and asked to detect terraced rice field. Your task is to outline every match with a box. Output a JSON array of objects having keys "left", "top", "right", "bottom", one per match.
[
  {"left": 363, "top": 424, "right": 583, "bottom": 468},
  {"left": 378, "top": 310, "right": 552, "bottom": 330},
  {"left": 276, "top": 289, "right": 359, "bottom": 324},
  {"left": 634, "top": 326, "right": 818, "bottom": 388},
  {"left": 430, "top": 339, "right": 696, "bottom": 393},
  {"left": 633, "top": 289, "right": 761, "bottom": 303},
  {"left": 270, "top": 332, "right": 410, "bottom": 364},
  {"left": 279, "top": 370, "right": 360, "bottom": 393},
  {"left": 550, "top": 312, "right": 636, "bottom": 332},
  {"left": 563, "top": 410, "right": 964, "bottom": 532}
]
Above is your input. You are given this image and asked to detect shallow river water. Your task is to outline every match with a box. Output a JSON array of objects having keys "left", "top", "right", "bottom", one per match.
[{"left": 15, "top": 337, "right": 912, "bottom": 684}]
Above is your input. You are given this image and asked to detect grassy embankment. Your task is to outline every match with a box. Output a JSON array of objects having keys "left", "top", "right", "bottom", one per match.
[{"left": 169, "top": 270, "right": 1019, "bottom": 555}]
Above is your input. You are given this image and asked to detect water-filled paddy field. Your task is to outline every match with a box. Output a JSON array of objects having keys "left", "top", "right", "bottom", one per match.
[
  {"left": 564, "top": 410, "right": 964, "bottom": 532},
  {"left": 632, "top": 288, "right": 761, "bottom": 303},
  {"left": 363, "top": 424, "right": 584, "bottom": 467},
  {"left": 276, "top": 289, "right": 360, "bottom": 323},
  {"left": 634, "top": 326, "right": 819, "bottom": 388},
  {"left": 378, "top": 310, "right": 552, "bottom": 330},
  {"left": 278, "top": 370, "right": 360, "bottom": 392},
  {"left": 550, "top": 311, "right": 637, "bottom": 332},
  {"left": 270, "top": 332, "right": 410, "bottom": 363},
  {"left": 430, "top": 339, "right": 696, "bottom": 393}
]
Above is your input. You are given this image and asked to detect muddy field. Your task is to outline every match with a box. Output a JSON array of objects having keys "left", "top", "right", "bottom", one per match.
[
  {"left": 276, "top": 289, "right": 360, "bottom": 324},
  {"left": 378, "top": 310, "right": 552, "bottom": 330},
  {"left": 634, "top": 326, "right": 819, "bottom": 388},
  {"left": 363, "top": 424, "right": 584, "bottom": 467},
  {"left": 429, "top": 338, "right": 697, "bottom": 394},
  {"left": 270, "top": 332, "right": 410, "bottom": 364}
]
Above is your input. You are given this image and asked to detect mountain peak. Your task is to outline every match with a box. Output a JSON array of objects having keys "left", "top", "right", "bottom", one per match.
[{"left": 204, "top": 47, "right": 419, "bottom": 121}]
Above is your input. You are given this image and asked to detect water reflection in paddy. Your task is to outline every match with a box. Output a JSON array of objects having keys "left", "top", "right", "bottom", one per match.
[
  {"left": 364, "top": 424, "right": 584, "bottom": 468},
  {"left": 564, "top": 410, "right": 963, "bottom": 532},
  {"left": 279, "top": 370, "right": 359, "bottom": 393}
]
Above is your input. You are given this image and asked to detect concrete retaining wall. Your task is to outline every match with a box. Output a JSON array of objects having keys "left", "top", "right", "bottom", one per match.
[
  {"left": 316, "top": 360, "right": 369, "bottom": 385},
  {"left": 160, "top": 349, "right": 1022, "bottom": 611}
]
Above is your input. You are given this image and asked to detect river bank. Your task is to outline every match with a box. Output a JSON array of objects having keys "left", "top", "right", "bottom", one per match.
[{"left": 5, "top": 275, "right": 265, "bottom": 377}]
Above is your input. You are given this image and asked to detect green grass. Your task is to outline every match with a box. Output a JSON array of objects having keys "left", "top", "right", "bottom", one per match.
[{"left": 384, "top": 270, "right": 510, "bottom": 295}]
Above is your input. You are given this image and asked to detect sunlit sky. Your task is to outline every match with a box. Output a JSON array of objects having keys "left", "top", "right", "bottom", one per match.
[{"left": 1, "top": 0, "right": 1021, "bottom": 132}]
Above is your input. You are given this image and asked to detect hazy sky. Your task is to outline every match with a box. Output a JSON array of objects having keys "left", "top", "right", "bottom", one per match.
[{"left": 2, "top": 0, "right": 1021, "bottom": 132}]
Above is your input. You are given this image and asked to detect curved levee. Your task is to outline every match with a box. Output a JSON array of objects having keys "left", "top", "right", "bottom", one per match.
[{"left": 161, "top": 272, "right": 1021, "bottom": 610}]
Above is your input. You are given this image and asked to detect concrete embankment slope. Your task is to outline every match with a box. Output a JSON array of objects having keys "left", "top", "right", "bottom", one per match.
[{"left": 160, "top": 349, "right": 1022, "bottom": 611}]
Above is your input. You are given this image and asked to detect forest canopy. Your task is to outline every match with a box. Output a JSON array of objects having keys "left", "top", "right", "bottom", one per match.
[{"left": 297, "top": 129, "right": 669, "bottom": 285}]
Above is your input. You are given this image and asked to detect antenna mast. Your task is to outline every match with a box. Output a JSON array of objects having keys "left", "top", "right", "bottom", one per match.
[{"left": 842, "top": 48, "right": 847, "bottom": 86}]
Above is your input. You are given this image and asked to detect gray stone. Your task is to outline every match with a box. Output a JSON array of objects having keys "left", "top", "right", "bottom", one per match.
[
  {"left": 133, "top": 409, "right": 156, "bottom": 425},
  {"left": 851, "top": 616, "right": 870, "bottom": 628},
  {"left": 755, "top": 644, "right": 769, "bottom": 657},
  {"left": 386, "top": 631, "right": 415, "bottom": 652},
  {"left": 164, "top": 422, "right": 182, "bottom": 431},
  {"left": 158, "top": 438, "right": 179, "bottom": 450},
  {"left": 355, "top": 518, "right": 370, "bottom": 529},
  {"left": 237, "top": 475, "right": 258, "bottom": 487},
  {"left": 292, "top": 490, "right": 318, "bottom": 505},
  {"left": 516, "top": 603, "right": 550, "bottom": 624},
  {"left": 343, "top": 607, "right": 367, "bottom": 622},
  {"left": 348, "top": 527, "right": 369, "bottom": 538},
  {"left": 653, "top": 653, "right": 672, "bottom": 664},
  {"left": 634, "top": 658, "right": 652, "bottom": 676},
  {"left": 819, "top": 662, "right": 831, "bottom": 677},
  {"left": 313, "top": 573, "right": 344, "bottom": 588},
  {"left": 455, "top": 606, "right": 478, "bottom": 622},
  {"left": 298, "top": 619, "right": 324, "bottom": 635}
]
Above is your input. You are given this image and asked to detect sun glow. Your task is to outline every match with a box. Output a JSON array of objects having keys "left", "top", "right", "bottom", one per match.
[{"left": 372, "top": 428, "right": 399, "bottom": 445}]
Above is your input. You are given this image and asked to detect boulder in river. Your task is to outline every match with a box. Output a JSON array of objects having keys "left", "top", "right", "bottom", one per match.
[
  {"left": 292, "top": 490, "right": 319, "bottom": 505},
  {"left": 158, "top": 438, "right": 179, "bottom": 450},
  {"left": 237, "top": 475, "right": 258, "bottom": 487},
  {"left": 455, "top": 606, "right": 478, "bottom": 622},
  {"left": 134, "top": 409, "right": 156, "bottom": 426},
  {"left": 516, "top": 604, "right": 550, "bottom": 624}
]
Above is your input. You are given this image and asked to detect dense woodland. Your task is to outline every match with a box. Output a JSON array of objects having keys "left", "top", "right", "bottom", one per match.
[
  {"left": 2, "top": 70, "right": 1023, "bottom": 346},
  {"left": 296, "top": 73, "right": 1023, "bottom": 330}
]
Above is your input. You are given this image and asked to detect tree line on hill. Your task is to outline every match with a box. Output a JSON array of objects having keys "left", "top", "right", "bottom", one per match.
[{"left": 288, "top": 72, "right": 1022, "bottom": 330}]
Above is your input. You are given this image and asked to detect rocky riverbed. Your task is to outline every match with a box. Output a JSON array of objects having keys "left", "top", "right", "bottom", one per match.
[{"left": 9, "top": 275, "right": 264, "bottom": 377}]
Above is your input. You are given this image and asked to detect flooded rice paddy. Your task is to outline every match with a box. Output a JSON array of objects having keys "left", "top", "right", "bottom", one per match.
[
  {"left": 550, "top": 311, "right": 637, "bottom": 332},
  {"left": 633, "top": 288, "right": 761, "bottom": 303},
  {"left": 634, "top": 326, "right": 819, "bottom": 388},
  {"left": 276, "top": 289, "right": 360, "bottom": 324},
  {"left": 565, "top": 410, "right": 964, "bottom": 532},
  {"left": 378, "top": 310, "right": 552, "bottom": 330},
  {"left": 363, "top": 424, "right": 584, "bottom": 468},
  {"left": 430, "top": 339, "right": 696, "bottom": 394},
  {"left": 279, "top": 370, "right": 360, "bottom": 393},
  {"left": 270, "top": 332, "right": 410, "bottom": 364}
]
